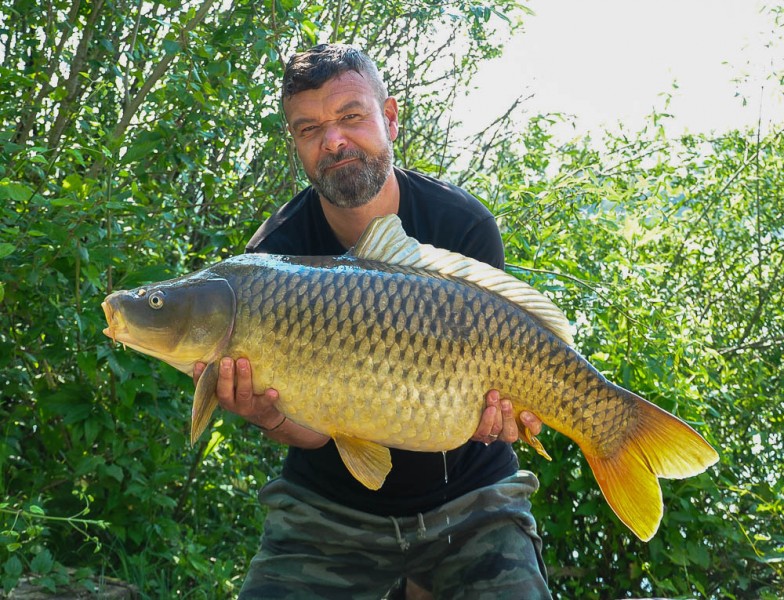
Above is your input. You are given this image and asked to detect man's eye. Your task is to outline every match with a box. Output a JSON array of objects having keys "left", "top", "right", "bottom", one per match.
[{"left": 342, "top": 114, "right": 360, "bottom": 121}]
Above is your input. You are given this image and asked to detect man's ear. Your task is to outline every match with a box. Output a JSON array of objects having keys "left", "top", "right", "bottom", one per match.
[{"left": 383, "top": 97, "right": 400, "bottom": 142}]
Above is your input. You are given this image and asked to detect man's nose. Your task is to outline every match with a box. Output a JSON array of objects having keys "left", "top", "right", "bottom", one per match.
[{"left": 322, "top": 121, "right": 348, "bottom": 152}]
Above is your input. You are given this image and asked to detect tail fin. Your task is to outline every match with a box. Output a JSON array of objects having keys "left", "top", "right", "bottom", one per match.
[{"left": 583, "top": 391, "right": 719, "bottom": 541}]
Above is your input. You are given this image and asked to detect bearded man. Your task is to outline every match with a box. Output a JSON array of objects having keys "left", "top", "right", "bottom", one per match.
[{"left": 195, "top": 44, "right": 552, "bottom": 600}]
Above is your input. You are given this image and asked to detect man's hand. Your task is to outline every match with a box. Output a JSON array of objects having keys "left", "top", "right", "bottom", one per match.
[
  {"left": 470, "top": 389, "right": 543, "bottom": 445},
  {"left": 193, "top": 357, "right": 329, "bottom": 448},
  {"left": 194, "top": 357, "right": 281, "bottom": 427}
]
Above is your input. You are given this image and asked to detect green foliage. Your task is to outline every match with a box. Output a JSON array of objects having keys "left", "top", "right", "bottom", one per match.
[
  {"left": 0, "top": 0, "right": 526, "bottom": 596},
  {"left": 1, "top": 499, "right": 106, "bottom": 592}
]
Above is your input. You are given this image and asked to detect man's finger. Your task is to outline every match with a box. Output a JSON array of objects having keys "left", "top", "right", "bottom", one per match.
[
  {"left": 471, "top": 390, "right": 501, "bottom": 444},
  {"left": 235, "top": 358, "right": 254, "bottom": 401},
  {"left": 474, "top": 390, "right": 500, "bottom": 438},
  {"left": 215, "top": 357, "right": 236, "bottom": 406},
  {"left": 476, "top": 405, "right": 497, "bottom": 438},
  {"left": 193, "top": 361, "right": 205, "bottom": 386},
  {"left": 519, "top": 410, "right": 543, "bottom": 436},
  {"left": 500, "top": 399, "right": 518, "bottom": 442},
  {"left": 261, "top": 388, "right": 279, "bottom": 405}
]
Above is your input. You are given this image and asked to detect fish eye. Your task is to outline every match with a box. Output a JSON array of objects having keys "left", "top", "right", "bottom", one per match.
[{"left": 148, "top": 291, "right": 165, "bottom": 310}]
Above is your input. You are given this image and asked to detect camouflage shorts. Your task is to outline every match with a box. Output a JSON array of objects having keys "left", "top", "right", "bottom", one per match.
[{"left": 238, "top": 471, "right": 552, "bottom": 600}]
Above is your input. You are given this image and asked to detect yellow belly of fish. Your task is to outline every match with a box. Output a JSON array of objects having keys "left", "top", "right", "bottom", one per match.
[{"left": 247, "top": 348, "right": 487, "bottom": 451}]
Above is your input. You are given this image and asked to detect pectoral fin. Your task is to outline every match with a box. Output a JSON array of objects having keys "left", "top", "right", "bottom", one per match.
[
  {"left": 333, "top": 433, "right": 392, "bottom": 490},
  {"left": 191, "top": 361, "right": 220, "bottom": 446}
]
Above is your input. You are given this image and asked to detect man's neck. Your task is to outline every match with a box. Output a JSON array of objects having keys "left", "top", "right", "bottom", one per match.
[{"left": 319, "top": 170, "right": 400, "bottom": 249}]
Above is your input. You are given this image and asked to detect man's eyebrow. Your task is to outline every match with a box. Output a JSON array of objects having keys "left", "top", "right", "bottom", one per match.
[
  {"left": 290, "top": 115, "right": 317, "bottom": 131},
  {"left": 335, "top": 99, "right": 367, "bottom": 114}
]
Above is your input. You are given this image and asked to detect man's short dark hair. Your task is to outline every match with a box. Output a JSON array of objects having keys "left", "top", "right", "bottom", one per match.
[{"left": 281, "top": 44, "right": 388, "bottom": 107}]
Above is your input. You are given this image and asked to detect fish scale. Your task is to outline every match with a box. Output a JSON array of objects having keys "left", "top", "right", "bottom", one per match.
[{"left": 102, "top": 214, "right": 718, "bottom": 541}]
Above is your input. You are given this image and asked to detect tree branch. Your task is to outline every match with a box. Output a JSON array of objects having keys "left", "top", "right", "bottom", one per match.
[
  {"left": 718, "top": 335, "right": 784, "bottom": 355},
  {"left": 47, "top": 0, "right": 104, "bottom": 150},
  {"left": 87, "top": 0, "right": 219, "bottom": 179},
  {"left": 14, "top": 0, "right": 83, "bottom": 148}
]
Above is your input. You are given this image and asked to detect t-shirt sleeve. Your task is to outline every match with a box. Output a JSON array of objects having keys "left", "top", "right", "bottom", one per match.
[{"left": 458, "top": 215, "right": 505, "bottom": 270}]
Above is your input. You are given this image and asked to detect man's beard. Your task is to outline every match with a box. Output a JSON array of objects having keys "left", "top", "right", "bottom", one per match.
[{"left": 308, "top": 142, "right": 393, "bottom": 209}]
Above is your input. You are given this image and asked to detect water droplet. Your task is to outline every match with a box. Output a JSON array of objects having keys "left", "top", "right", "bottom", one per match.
[{"left": 442, "top": 450, "right": 448, "bottom": 484}]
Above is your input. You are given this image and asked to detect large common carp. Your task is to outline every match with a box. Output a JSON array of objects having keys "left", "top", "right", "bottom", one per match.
[{"left": 102, "top": 214, "right": 718, "bottom": 541}]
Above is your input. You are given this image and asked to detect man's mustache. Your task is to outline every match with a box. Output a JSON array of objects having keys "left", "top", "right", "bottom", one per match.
[{"left": 317, "top": 149, "right": 367, "bottom": 173}]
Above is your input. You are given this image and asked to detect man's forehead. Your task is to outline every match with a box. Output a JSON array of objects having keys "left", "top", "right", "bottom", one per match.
[{"left": 284, "top": 72, "right": 378, "bottom": 119}]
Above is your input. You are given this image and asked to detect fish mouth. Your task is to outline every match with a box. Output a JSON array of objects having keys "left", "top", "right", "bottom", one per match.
[
  {"left": 101, "top": 299, "right": 131, "bottom": 345},
  {"left": 101, "top": 300, "right": 119, "bottom": 342}
]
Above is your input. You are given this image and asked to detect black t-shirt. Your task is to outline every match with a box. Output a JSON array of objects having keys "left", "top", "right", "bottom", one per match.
[{"left": 245, "top": 167, "right": 519, "bottom": 516}]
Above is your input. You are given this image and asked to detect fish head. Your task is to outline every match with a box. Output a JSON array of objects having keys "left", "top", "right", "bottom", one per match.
[{"left": 101, "top": 275, "right": 236, "bottom": 374}]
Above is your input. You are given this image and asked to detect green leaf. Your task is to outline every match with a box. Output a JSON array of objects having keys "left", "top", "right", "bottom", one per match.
[
  {"left": 101, "top": 464, "right": 124, "bottom": 482},
  {"left": 84, "top": 418, "right": 100, "bottom": 446},
  {"left": 0, "top": 181, "right": 33, "bottom": 202},
  {"left": 301, "top": 19, "right": 318, "bottom": 44},
  {"left": 50, "top": 197, "right": 80, "bottom": 207},
  {"left": 75, "top": 455, "right": 105, "bottom": 477},
  {"left": 38, "top": 575, "right": 56, "bottom": 592},
  {"left": 3, "top": 556, "right": 22, "bottom": 578},
  {"left": 162, "top": 38, "right": 180, "bottom": 55},
  {"left": 28, "top": 505, "right": 45, "bottom": 516},
  {"left": 62, "top": 173, "right": 83, "bottom": 191},
  {"left": 0, "top": 243, "right": 15, "bottom": 258},
  {"left": 121, "top": 139, "right": 161, "bottom": 164},
  {"left": 30, "top": 549, "right": 54, "bottom": 575}
]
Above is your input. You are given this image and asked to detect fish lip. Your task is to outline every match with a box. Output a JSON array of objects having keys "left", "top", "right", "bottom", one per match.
[
  {"left": 101, "top": 299, "right": 127, "bottom": 343},
  {"left": 101, "top": 301, "right": 116, "bottom": 342}
]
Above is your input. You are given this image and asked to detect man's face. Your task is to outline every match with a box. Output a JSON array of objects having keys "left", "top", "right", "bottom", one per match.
[{"left": 284, "top": 71, "right": 399, "bottom": 208}]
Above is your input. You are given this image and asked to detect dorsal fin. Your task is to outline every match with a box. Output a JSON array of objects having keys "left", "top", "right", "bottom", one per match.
[{"left": 350, "top": 214, "right": 575, "bottom": 346}]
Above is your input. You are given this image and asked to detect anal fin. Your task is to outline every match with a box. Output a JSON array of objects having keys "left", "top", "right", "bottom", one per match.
[
  {"left": 517, "top": 414, "right": 552, "bottom": 461},
  {"left": 333, "top": 433, "right": 392, "bottom": 490},
  {"left": 522, "top": 427, "right": 552, "bottom": 461}
]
